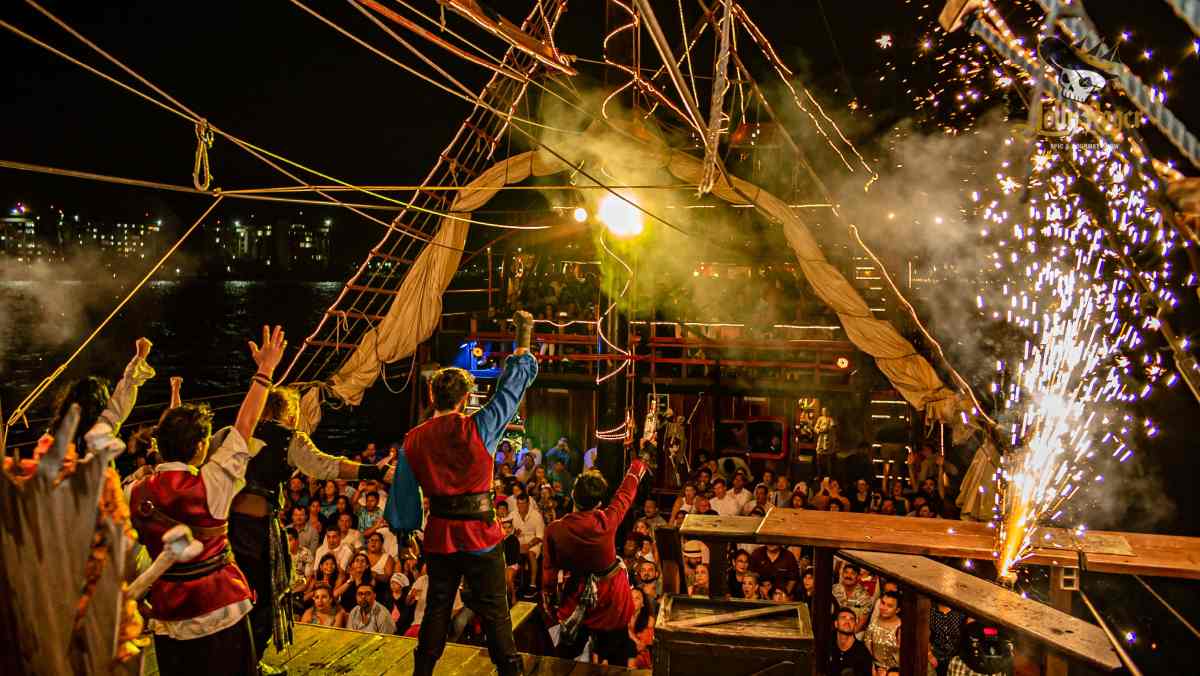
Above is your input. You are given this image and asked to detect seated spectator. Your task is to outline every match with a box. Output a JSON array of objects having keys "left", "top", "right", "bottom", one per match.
[
  {"left": 670, "top": 482, "right": 699, "bottom": 521},
  {"left": 347, "top": 581, "right": 396, "bottom": 634},
  {"left": 864, "top": 591, "right": 902, "bottom": 674},
  {"left": 629, "top": 588, "right": 654, "bottom": 669},
  {"left": 306, "top": 553, "right": 343, "bottom": 605},
  {"left": 681, "top": 539, "right": 708, "bottom": 585},
  {"left": 500, "top": 517, "right": 521, "bottom": 605},
  {"left": 318, "top": 480, "right": 340, "bottom": 518},
  {"left": 510, "top": 493, "right": 545, "bottom": 595},
  {"left": 335, "top": 551, "right": 378, "bottom": 612},
  {"left": 750, "top": 543, "right": 800, "bottom": 597},
  {"left": 365, "top": 531, "right": 395, "bottom": 579},
  {"left": 848, "top": 479, "right": 874, "bottom": 513},
  {"left": 642, "top": 498, "right": 668, "bottom": 530},
  {"left": 583, "top": 446, "right": 598, "bottom": 471},
  {"left": 828, "top": 606, "right": 874, "bottom": 676},
  {"left": 547, "top": 459, "right": 573, "bottom": 494},
  {"left": 314, "top": 528, "right": 353, "bottom": 573},
  {"left": 637, "top": 560, "right": 661, "bottom": 609},
  {"left": 870, "top": 580, "right": 899, "bottom": 619},
  {"left": 709, "top": 478, "right": 740, "bottom": 516},
  {"left": 878, "top": 498, "right": 897, "bottom": 516},
  {"left": 916, "top": 503, "right": 937, "bottom": 518},
  {"left": 694, "top": 468, "right": 712, "bottom": 496},
  {"left": 930, "top": 602, "right": 966, "bottom": 675},
  {"left": 495, "top": 439, "right": 515, "bottom": 467},
  {"left": 404, "top": 563, "right": 466, "bottom": 638},
  {"left": 291, "top": 504, "right": 321, "bottom": 556},
  {"left": 335, "top": 494, "right": 356, "bottom": 521},
  {"left": 909, "top": 495, "right": 929, "bottom": 517},
  {"left": 789, "top": 490, "right": 809, "bottom": 510},
  {"left": 729, "top": 471, "right": 753, "bottom": 512},
  {"left": 387, "top": 573, "right": 413, "bottom": 634},
  {"left": 286, "top": 476, "right": 310, "bottom": 510},
  {"left": 728, "top": 550, "right": 752, "bottom": 597},
  {"left": 829, "top": 500, "right": 845, "bottom": 512},
  {"left": 798, "top": 567, "right": 816, "bottom": 605},
  {"left": 821, "top": 478, "right": 852, "bottom": 511},
  {"left": 688, "top": 563, "right": 710, "bottom": 597},
  {"left": 832, "top": 563, "right": 874, "bottom": 633},
  {"left": 888, "top": 480, "right": 910, "bottom": 515},
  {"left": 336, "top": 512, "right": 363, "bottom": 551},
  {"left": 693, "top": 495, "right": 717, "bottom": 516},
  {"left": 771, "top": 475, "right": 793, "bottom": 508},
  {"left": 357, "top": 489, "right": 385, "bottom": 532},
  {"left": 741, "top": 572, "right": 763, "bottom": 600},
  {"left": 770, "top": 588, "right": 790, "bottom": 603},
  {"left": 742, "top": 483, "right": 773, "bottom": 515},
  {"left": 306, "top": 499, "right": 326, "bottom": 539},
  {"left": 301, "top": 583, "right": 347, "bottom": 628}
]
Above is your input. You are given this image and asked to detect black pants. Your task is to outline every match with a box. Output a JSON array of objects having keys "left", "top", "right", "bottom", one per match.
[
  {"left": 153, "top": 615, "right": 257, "bottom": 676},
  {"left": 228, "top": 512, "right": 274, "bottom": 659},
  {"left": 557, "top": 624, "right": 635, "bottom": 666},
  {"left": 415, "top": 546, "right": 522, "bottom": 676}
]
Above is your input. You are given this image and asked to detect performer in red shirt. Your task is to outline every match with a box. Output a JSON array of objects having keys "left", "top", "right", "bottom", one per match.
[
  {"left": 130, "top": 325, "right": 287, "bottom": 675},
  {"left": 541, "top": 457, "right": 650, "bottom": 665},
  {"left": 387, "top": 310, "right": 538, "bottom": 676}
]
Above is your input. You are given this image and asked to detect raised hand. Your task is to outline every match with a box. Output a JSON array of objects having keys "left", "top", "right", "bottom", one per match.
[
  {"left": 513, "top": 310, "right": 534, "bottom": 352},
  {"left": 248, "top": 325, "right": 287, "bottom": 377},
  {"left": 135, "top": 337, "right": 153, "bottom": 360}
]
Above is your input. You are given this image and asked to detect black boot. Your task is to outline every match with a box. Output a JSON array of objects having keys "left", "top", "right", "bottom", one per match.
[{"left": 497, "top": 655, "right": 525, "bottom": 676}]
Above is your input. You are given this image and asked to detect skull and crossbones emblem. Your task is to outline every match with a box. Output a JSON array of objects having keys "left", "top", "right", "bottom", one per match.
[{"left": 1038, "top": 36, "right": 1116, "bottom": 103}]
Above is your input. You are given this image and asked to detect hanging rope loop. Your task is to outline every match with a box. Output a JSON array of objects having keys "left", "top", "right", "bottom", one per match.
[{"left": 192, "top": 119, "right": 214, "bottom": 191}]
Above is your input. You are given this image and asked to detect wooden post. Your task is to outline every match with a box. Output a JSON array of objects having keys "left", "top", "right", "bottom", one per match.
[
  {"left": 900, "top": 590, "right": 931, "bottom": 676},
  {"left": 812, "top": 547, "right": 834, "bottom": 676},
  {"left": 487, "top": 246, "right": 493, "bottom": 313},
  {"left": 709, "top": 541, "right": 730, "bottom": 597},
  {"left": 1046, "top": 566, "right": 1075, "bottom": 676}
]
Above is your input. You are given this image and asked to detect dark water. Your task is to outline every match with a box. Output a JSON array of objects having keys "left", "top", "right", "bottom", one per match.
[{"left": 0, "top": 280, "right": 381, "bottom": 453}]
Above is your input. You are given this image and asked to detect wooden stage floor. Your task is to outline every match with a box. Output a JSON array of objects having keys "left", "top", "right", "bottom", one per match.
[{"left": 143, "top": 623, "right": 649, "bottom": 676}]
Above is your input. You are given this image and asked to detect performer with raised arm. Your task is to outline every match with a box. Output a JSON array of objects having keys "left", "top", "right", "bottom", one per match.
[
  {"left": 228, "top": 385, "right": 390, "bottom": 671},
  {"left": 386, "top": 310, "right": 538, "bottom": 676},
  {"left": 128, "top": 326, "right": 288, "bottom": 676},
  {"left": 541, "top": 456, "right": 650, "bottom": 665}
]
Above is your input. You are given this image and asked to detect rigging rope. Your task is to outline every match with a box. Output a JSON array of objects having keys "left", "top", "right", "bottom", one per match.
[
  {"left": 3, "top": 197, "right": 224, "bottom": 431},
  {"left": 192, "top": 119, "right": 214, "bottom": 191}
]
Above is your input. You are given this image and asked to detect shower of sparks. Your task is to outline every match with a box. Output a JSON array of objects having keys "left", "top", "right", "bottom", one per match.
[
  {"left": 877, "top": 34, "right": 894, "bottom": 49},
  {"left": 984, "top": 136, "right": 1176, "bottom": 578}
]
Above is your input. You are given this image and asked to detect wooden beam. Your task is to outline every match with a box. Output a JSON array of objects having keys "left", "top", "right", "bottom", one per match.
[
  {"left": 755, "top": 508, "right": 1200, "bottom": 580},
  {"left": 666, "top": 603, "right": 804, "bottom": 629},
  {"left": 369, "top": 249, "right": 414, "bottom": 265},
  {"left": 838, "top": 550, "right": 1121, "bottom": 672},
  {"left": 811, "top": 548, "right": 834, "bottom": 676},
  {"left": 900, "top": 591, "right": 932, "bottom": 676},
  {"left": 1046, "top": 567, "right": 1075, "bottom": 676}
]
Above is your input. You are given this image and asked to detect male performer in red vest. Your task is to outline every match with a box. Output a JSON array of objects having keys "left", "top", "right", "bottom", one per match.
[
  {"left": 541, "top": 457, "right": 649, "bottom": 664},
  {"left": 130, "top": 325, "right": 287, "bottom": 676},
  {"left": 387, "top": 310, "right": 538, "bottom": 676}
]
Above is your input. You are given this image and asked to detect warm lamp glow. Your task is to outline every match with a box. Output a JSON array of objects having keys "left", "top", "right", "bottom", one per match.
[
  {"left": 572, "top": 207, "right": 589, "bottom": 223},
  {"left": 597, "top": 192, "right": 644, "bottom": 237}
]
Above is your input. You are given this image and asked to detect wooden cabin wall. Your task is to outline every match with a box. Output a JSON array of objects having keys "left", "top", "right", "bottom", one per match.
[{"left": 524, "top": 388, "right": 596, "bottom": 453}]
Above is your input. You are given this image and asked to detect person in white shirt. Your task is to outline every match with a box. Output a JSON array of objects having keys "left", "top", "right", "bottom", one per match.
[
  {"left": 514, "top": 452, "right": 538, "bottom": 484},
  {"left": 728, "top": 471, "right": 753, "bottom": 512},
  {"left": 335, "top": 512, "right": 363, "bottom": 551},
  {"left": 708, "top": 478, "right": 741, "bottom": 516},
  {"left": 347, "top": 582, "right": 396, "bottom": 634},
  {"left": 404, "top": 570, "right": 465, "bottom": 637},
  {"left": 313, "top": 528, "right": 354, "bottom": 574},
  {"left": 582, "top": 446, "right": 598, "bottom": 470},
  {"left": 128, "top": 325, "right": 287, "bottom": 676},
  {"left": 509, "top": 493, "right": 545, "bottom": 594}
]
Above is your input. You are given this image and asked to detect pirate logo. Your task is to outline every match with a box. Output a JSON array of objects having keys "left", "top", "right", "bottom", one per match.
[{"left": 1026, "top": 37, "right": 1121, "bottom": 138}]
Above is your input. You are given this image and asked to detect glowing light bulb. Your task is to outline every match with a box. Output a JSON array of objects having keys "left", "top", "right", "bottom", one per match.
[
  {"left": 572, "top": 207, "right": 588, "bottom": 223},
  {"left": 597, "top": 192, "right": 644, "bottom": 237}
]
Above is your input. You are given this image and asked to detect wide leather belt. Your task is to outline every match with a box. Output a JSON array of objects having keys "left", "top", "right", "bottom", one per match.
[
  {"left": 429, "top": 491, "right": 495, "bottom": 523},
  {"left": 136, "top": 498, "right": 228, "bottom": 539},
  {"left": 161, "top": 545, "right": 235, "bottom": 581}
]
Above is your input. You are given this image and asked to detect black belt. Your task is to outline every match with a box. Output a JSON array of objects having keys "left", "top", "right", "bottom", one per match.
[
  {"left": 161, "top": 545, "right": 236, "bottom": 581},
  {"left": 429, "top": 491, "right": 495, "bottom": 523}
]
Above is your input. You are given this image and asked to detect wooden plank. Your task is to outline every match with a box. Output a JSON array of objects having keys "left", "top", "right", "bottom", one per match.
[
  {"left": 667, "top": 603, "right": 804, "bottom": 629},
  {"left": 656, "top": 525, "right": 685, "bottom": 595},
  {"left": 755, "top": 508, "right": 1200, "bottom": 580},
  {"left": 811, "top": 548, "right": 833, "bottom": 676},
  {"left": 269, "top": 625, "right": 367, "bottom": 674},
  {"left": 900, "top": 592, "right": 931, "bottom": 676},
  {"left": 839, "top": 550, "right": 1121, "bottom": 671},
  {"left": 1046, "top": 567, "right": 1073, "bottom": 676},
  {"left": 680, "top": 514, "right": 763, "bottom": 541}
]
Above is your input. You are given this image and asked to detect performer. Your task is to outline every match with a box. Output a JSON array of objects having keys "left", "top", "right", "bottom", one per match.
[
  {"left": 814, "top": 407, "right": 837, "bottom": 477},
  {"left": 228, "top": 385, "right": 389, "bottom": 670},
  {"left": 129, "top": 325, "right": 287, "bottom": 676},
  {"left": 541, "top": 457, "right": 650, "bottom": 665},
  {"left": 386, "top": 310, "right": 538, "bottom": 676}
]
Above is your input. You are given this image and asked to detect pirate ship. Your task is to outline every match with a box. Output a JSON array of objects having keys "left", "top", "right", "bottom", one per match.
[{"left": 3, "top": 0, "right": 1200, "bottom": 674}]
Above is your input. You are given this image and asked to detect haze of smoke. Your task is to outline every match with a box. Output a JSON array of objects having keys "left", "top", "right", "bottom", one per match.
[{"left": 0, "top": 252, "right": 123, "bottom": 369}]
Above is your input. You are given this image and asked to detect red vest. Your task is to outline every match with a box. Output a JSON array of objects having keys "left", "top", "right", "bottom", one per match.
[
  {"left": 403, "top": 413, "right": 501, "bottom": 554},
  {"left": 130, "top": 469, "right": 253, "bottom": 621}
]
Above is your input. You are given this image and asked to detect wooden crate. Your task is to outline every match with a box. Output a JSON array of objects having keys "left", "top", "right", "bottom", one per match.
[{"left": 653, "top": 595, "right": 813, "bottom": 676}]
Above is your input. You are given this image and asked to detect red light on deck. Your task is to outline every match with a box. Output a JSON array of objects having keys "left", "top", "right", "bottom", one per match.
[{"left": 983, "top": 627, "right": 998, "bottom": 637}]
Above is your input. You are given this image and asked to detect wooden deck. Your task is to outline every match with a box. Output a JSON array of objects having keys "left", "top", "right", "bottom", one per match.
[
  {"left": 749, "top": 509, "right": 1200, "bottom": 579},
  {"left": 144, "top": 623, "right": 648, "bottom": 676}
]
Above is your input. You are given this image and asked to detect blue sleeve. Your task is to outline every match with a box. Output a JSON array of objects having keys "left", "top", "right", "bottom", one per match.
[
  {"left": 384, "top": 449, "right": 424, "bottom": 533},
  {"left": 472, "top": 353, "right": 538, "bottom": 454}
]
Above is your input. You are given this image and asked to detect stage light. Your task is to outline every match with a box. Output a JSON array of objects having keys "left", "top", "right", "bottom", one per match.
[
  {"left": 835, "top": 357, "right": 850, "bottom": 369},
  {"left": 572, "top": 207, "right": 588, "bottom": 223},
  {"left": 597, "top": 192, "right": 643, "bottom": 237}
]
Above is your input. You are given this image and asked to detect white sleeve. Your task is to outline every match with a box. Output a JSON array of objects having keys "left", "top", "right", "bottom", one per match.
[
  {"left": 288, "top": 431, "right": 344, "bottom": 480},
  {"left": 200, "top": 427, "right": 251, "bottom": 520},
  {"left": 84, "top": 355, "right": 155, "bottom": 463}
]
